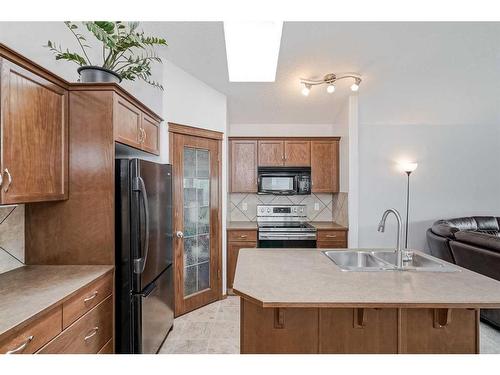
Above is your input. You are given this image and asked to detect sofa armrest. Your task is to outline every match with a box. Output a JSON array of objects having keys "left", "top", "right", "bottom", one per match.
[{"left": 454, "top": 231, "right": 500, "bottom": 253}]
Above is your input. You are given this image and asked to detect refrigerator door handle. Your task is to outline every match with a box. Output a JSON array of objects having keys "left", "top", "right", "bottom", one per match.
[{"left": 133, "top": 176, "right": 150, "bottom": 274}]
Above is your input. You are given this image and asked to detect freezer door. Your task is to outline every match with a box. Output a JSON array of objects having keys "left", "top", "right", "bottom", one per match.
[
  {"left": 131, "top": 160, "right": 173, "bottom": 290},
  {"left": 140, "top": 266, "right": 174, "bottom": 354}
]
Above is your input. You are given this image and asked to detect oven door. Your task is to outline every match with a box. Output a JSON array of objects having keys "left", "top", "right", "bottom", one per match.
[
  {"left": 258, "top": 232, "right": 317, "bottom": 248},
  {"left": 258, "top": 174, "right": 297, "bottom": 195}
]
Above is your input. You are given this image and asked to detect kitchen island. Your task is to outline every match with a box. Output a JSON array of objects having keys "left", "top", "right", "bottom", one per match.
[{"left": 232, "top": 248, "right": 500, "bottom": 354}]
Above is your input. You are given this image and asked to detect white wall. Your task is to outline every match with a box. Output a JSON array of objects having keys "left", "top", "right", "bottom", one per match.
[
  {"left": 358, "top": 122, "right": 500, "bottom": 251},
  {"left": 229, "top": 121, "right": 349, "bottom": 192}
]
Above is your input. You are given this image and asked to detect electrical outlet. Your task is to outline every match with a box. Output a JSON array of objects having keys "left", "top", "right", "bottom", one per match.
[
  {"left": 314, "top": 203, "right": 320, "bottom": 211},
  {"left": 242, "top": 202, "right": 248, "bottom": 211}
]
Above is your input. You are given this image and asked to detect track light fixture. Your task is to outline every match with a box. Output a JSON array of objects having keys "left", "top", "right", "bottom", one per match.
[{"left": 300, "top": 73, "right": 362, "bottom": 96}]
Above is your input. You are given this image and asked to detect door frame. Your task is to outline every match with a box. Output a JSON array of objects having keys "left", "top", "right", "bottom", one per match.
[{"left": 168, "top": 122, "right": 223, "bottom": 317}]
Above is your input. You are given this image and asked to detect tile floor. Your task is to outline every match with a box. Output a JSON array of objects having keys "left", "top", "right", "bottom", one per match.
[{"left": 159, "top": 296, "right": 500, "bottom": 354}]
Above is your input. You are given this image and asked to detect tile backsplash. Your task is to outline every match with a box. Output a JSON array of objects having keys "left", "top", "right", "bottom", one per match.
[
  {"left": 229, "top": 192, "right": 348, "bottom": 226},
  {"left": 0, "top": 205, "right": 25, "bottom": 274}
]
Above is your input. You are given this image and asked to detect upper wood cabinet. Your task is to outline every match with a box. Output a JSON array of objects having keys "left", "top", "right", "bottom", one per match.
[
  {"left": 284, "top": 140, "right": 310, "bottom": 166},
  {"left": 230, "top": 140, "right": 258, "bottom": 192},
  {"left": 311, "top": 140, "right": 339, "bottom": 193},
  {"left": 0, "top": 58, "right": 68, "bottom": 204},
  {"left": 114, "top": 94, "right": 160, "bottom": 155},
  {"left": 258, "top": 140, "right": 284, "bottom": 166}
]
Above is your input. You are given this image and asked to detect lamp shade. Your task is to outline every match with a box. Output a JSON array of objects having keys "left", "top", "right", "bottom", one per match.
[{"left": 399, "top": 161, "right": 418, "bottom": 173}]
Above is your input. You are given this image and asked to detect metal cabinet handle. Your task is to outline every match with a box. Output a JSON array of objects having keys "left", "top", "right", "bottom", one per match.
[
  {"left": 239, "top": 235, "right": 247, "bottom": 239},
  {"left": 138, "top": 128, "right": 145, "bottom": 143},
  {"left": 326, "top": 234, "right": 337, "bottom": 238},
  {"left": 84, "top": 327, "right": 99, "bottom": 341},
  {"left": 6, "top": 336, "right": 33, "bottom": 354},
  {"left": 142, "top": 128, "right": 147, "bottom": 141},
  {"left": 83, "top": 291, "right": 98, "bottom": 303},
  {"left": 3, "top": 169, "right": 12, "bottom": 193},
  {"left": 176, "top": 231, "right": 184, "bottom": 238}
]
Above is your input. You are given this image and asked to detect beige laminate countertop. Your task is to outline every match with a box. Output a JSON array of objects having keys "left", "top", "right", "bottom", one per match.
[
  {"left": 0, "top": 265, "right": 113, "bottom": 338},
  {"left": 227, "top": 221, "right": 347, "bottom": 230},
  {"left": 232, "top": 249, "right": 500, "bottom": 308}
]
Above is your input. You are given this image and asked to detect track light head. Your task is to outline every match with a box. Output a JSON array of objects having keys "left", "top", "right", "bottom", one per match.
[
  {"left": 301, "top": 83, "right": 311, "bottom": 96},
  {"left": 350, "top": 78, "right": 361, "bottom": 92},
  {"left": 326, "top": 84, "right": 336, "bottom": 94}
]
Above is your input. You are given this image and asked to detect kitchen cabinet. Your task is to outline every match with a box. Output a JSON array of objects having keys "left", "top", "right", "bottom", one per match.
[
  {"left": 258, "top": 140, "right": 284, "bottom": 166},
  {"left": 229, "top": 137, "right": 340, "bottom": 194},
  {"left": 0, "top": 58, "right": 68, "bottom": 204},
  {"left": 0, "top": 270, "right": 113, "bottom": 354},
  {"left": 114, "top": 95, "right": 160, "bottom": 155},
  {"left": 311, "top": 140, "right": 339, "bottom": 193},
  {"left": 316, "top": 229, "right": 347, "bottom": 248},
  {"left": 229, "top": 140, "right": 258, "bottom": 192},
  {"left": 284, "top": 140, "right": 310, "bottom": 166},
  {"left": 227, "top": 229, "right": 257, "bottom": 291}
]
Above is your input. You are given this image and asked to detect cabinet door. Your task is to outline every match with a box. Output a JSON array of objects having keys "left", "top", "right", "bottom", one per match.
[
  {"left": 284, "top": 141, "right": 310, "bottom": 166},
  {"left": 258, "top": 140, "right": 284, "bottom": 166},
  {"left": 227, "top": 241, "right": 257, "bottom": 290},
  {"left": 311, "top": 140, "right": 339, "bottom": 193},
  {"left": 0, "top": 59, "right": 68, "bottom": 204},
  {"left": 113, "top": 95, "right": 141, "bottom": 148},
  {"left": 319, "top": 308, "right": 398, "bottom": 353},
  {"left": 230, "top": 140, "right": 258, "bottom": 192},
  {"left": 141, "top": 113, "right": 160, "bottom": 155}
]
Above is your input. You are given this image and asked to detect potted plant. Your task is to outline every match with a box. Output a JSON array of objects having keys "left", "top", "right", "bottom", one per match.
[{"left": 45, "top": 21, "right": 167, "bottom": 89}]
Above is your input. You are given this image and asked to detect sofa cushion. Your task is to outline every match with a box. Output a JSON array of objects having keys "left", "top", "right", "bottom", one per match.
[
  {"left": 473, "top": 216, "right": 500, "bottom": 232},
  {"left": 454, "top": 230, "right": 500, "bottom": 253}
]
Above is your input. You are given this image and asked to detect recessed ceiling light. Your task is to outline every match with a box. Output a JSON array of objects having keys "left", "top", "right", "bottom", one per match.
[{"left": 223, "top": 21, "right": 283, "bottom": 82}]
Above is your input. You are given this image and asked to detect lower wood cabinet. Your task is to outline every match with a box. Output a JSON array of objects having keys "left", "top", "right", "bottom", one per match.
[
  {"left": 240, "top": 299, "right": 479, "bottom": 354},
  {"left": 227, "top": 229, "right": 257, "bottom": 291},
  {"left": 39, "top": 296, "right": 113, "bottom": 354},
  {"left": 0, "top": 272, "right": 113, "bottom": 354}
]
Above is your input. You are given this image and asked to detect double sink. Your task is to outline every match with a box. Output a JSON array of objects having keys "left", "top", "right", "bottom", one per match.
[{"left": 324, "top": 250, "right": 458, "bottom": 272}]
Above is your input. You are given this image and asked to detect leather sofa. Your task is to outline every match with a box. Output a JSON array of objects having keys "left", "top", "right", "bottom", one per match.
[{"left": 427, "top": 216, "right": 500, "bottom": 328}]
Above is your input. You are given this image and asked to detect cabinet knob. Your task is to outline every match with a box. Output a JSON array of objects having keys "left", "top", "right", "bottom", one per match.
[{"left": 176, "top": 231, "right": 184, "bottom": 238}]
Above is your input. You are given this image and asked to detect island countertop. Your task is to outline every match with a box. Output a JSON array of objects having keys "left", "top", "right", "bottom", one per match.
[
  {"left": 0, "top": 265, "right": 114, "bottom": 339},
  {"left": 232, "top": 248, "right": 500, "bottom": 308}
]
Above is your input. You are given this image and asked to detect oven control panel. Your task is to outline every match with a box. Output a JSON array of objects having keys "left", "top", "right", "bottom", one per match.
[{"left": 257, "top": 205, "right": 306, "bottom": 218}]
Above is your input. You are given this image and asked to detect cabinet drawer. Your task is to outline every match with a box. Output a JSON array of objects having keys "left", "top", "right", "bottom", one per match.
[
  {"left": 98, "top": 339, "right": 113, "bottom": 354},
  {"left": 317, "top": 230, "right": 347, "bottom": 242},
  {"left": 39, "top": 296, "right": 112, "bottom": 354},
  {"left": 0, "top": 306, "right": 62, "bottom": 354},
  {"left": 62, "top": 272, "right": 113, "bottom": 329},
  {"left": 317, "top": 240, "right": 347, "bottom": 249},
  {"left": 228, "top": 230, "right": 257, "bottom": 242}
]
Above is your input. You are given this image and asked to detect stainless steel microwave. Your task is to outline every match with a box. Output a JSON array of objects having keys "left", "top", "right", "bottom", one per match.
[{"left": 257, "top": 167, "right": 311, "bottom": 195}]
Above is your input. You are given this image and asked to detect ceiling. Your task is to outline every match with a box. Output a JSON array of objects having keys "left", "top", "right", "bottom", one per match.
[{"left": 145, "top": 22, "right": 500, "bottom": 125}]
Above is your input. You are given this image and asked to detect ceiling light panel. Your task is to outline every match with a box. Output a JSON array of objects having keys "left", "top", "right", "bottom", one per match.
[{"left": 223, "top": 21, "right": 283, "bottom": 82}]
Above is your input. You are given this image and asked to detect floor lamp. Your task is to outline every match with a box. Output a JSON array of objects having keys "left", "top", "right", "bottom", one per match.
[{"left": 399, "top": 162, "right": 418, "bottom": 249}]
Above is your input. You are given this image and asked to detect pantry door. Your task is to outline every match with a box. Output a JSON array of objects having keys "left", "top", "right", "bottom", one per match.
[{"left": 169, "top": 123, "right": 222, "bottom": 317}]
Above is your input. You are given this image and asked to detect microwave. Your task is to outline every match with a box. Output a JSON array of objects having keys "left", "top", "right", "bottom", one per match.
[{"left": 257, "top": 167, "right": 311, "bottom": 195}]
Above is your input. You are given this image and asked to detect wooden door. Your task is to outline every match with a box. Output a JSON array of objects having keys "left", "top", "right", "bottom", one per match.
[
  {"left": 311, "top": 140, "right": 339, "bottom": 193},
  {"left": 0, "top": 59, "right": 68, "bottom": 204},
  {"left": 258, "top": 140, "right": 284, "bottom": 166},
  {"left": 284, "top": 140, "right": 310, "bottom": 166},
  {"left": 113, "top": 95, "right": 141, "bottom": 148},
  {"left": 229, "top": 140, "right": 258, "bottom": 192},
  {"left": 171, "top": 131, "right": 221, "bottom": 316},
  {"left": 141, "top": 113, "right": 160, "bottom": 155}
]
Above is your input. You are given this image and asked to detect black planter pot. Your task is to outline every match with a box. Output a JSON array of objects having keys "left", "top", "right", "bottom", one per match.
[{"left": 77, "top": 66, "right": 122, "bottom": 84}]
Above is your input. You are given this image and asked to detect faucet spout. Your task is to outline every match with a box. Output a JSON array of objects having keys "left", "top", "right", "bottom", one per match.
[{"left": 378, "top": 208, "right": 404, "bottom": 269}]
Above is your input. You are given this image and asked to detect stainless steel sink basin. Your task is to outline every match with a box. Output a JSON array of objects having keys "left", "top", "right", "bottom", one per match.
[
  {"left": 323, "top": 250, "right": 459, "bottom": 272},
  {"left": 323, "top": 251, "right": 392, "bottom": 271},
  {"left": 371, "top": 250, "right": 458, "bottom": 272}
]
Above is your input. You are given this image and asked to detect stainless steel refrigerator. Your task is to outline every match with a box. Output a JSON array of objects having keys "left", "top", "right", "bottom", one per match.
[{"left": 115, "top": 159, "right": 174, "bottom": 354}]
